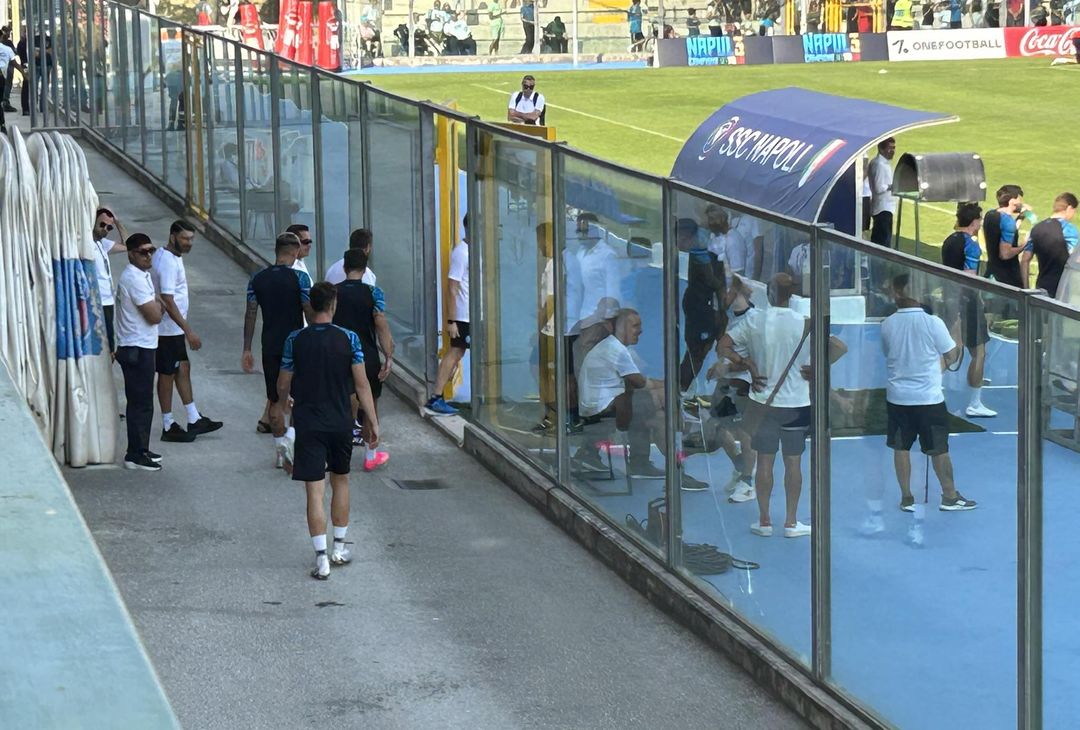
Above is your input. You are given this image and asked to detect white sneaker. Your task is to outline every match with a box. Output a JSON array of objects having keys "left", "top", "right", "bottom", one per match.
[
  {"left": 723, "top": 470, "right": 741, "bottom": 495},
  {"left": 276, "top": 434, "right": 295, "bottom": 473},
  {"left": 784, "top": 521, "right": 812, "bottom": 538},
  {"left": 729, "top": 483, "right": 756, "bottom": 503},
  {"left": 311, "top": 553, "right": 330, "bottom": 580},
  {"left": 750, "top": 521, "right": 773, "bottom": 537},
  {"left": 965, "top": 404, "right": 997, "bottom": 418},
  {"left": 330, "top": 542, "right": 352, "bottom": 565},
  {"left": 908, "top": 522, "right": 925, "bottom": 547},
  {"left": 859, "top": 514, "right": 885, "bottom": 536},
  {"left": 274, "top": 451, "right": 284, "bottom": 469}
]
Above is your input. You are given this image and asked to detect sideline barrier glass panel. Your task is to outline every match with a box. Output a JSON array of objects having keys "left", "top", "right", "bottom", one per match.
[
  {"left": 471, "top": 128, "right": 554, "bottom": 471},
  {"left": 670, "top": 188, "right": 814, "bottom": 664},
  {"left": 274, "top": 60, "right": 316, "bottom": 259},
  {"left": 160, "top": 20, "right": 187, "bottom": 197},
  {"left": 101, "top": 4, "right": 121, "bottom": 146},
  {"left": 823, "top": 232, "right": 1019, "bottom": 730},
  {"left": 1038, "top": 298, "right": 1080, "bottom": 729},
  {"left": 122, "top": 9, "right": 141, "bottom": 155},
  {"left": 558, "top": 153, "right": 666, "bottom": 554},
  {"left": 78, "top": 0, "right": 94, "bottom": 128},
  {"left": 183, "top": 30, "right": 211, "bottom": 213},
  {"left": 207, "top": 38, "right": 241, "bottom": 238},
  {"left": 239, "top": 48, "right": 275, "bottom": 253},
  {"left": 143, "top": 15, "right": 166, "bottom": 182},
  {"left": 364, "top": 91, "right": 425, "bottom": 378},
  {"left": 317, "top": 78, "right": 364, "bottom": 269}
]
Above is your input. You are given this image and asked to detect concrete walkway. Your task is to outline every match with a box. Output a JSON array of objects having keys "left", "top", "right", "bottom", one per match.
[{"left": 64, "top": 142, "right": 806, "bottom": 730}]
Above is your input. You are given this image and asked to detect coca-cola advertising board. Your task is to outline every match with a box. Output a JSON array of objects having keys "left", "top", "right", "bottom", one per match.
[{"left": 1004, "top": 25, "right": 1080, "bottom": 57}]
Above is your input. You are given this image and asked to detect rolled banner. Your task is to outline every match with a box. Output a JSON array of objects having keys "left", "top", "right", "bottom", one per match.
[
  {"left": 276, "top": 0, "right": 300, "bottom": 58},
  {"left": 239, "top": 1, "right": 266, "bottom": 50},
  {"left": 294, "top": 1, "right": 316, "bottom": 66},
  {"left": 315, "top": 1, "right": 342, "bottom": 71}
]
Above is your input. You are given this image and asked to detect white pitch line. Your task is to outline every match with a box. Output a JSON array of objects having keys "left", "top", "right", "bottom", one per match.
[{"left": 470, "top": 83, "right": 685, "bottom": 142}]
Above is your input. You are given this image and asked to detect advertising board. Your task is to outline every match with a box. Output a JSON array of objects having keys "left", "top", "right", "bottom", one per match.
[
  {"left": 1003, "top": 25, "right": 1080, "bottom": 57},
  {"left": 887, "top": 28, "right": 1006, "bottom": 61}
]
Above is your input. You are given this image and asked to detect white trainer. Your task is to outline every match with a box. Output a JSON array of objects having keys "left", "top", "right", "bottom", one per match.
[
  {"left": 311, "top": 553, "right": 330, "bottom": 580},
  {"left": 330, "top": 542, "right": 352, "bottom": 566},
  {"left": 784, "top": 521, "right": 812, "bottom": 538},
  {"left": 723, "top": 470, "right": 741, "bottom": 495},
  {"left": 908, "top": 522, "right": 925, "bottom": 547},
  {"left": 859, "top": 514, "right": 885, "bottom": 536},
  {"left": 729, "top": 483, "right": 756, "bottom": 503},
  {"left": 276, "top": 434, "right": 295, "bottom": 474},
  {"left": 750, "top": 522, "right": 773, "bottom": 537},
  {"left": 965, "top": 404, "right": 997, "bottom": 418}
]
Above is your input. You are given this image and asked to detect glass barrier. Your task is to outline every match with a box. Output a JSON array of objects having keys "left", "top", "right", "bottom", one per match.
[
  {"left": 275, "top": 59, "right": 316, "bottom": 269},
  {"left": 669, "top": 188, "right": 815, "bottom": 663},
  {"left": 160, "top": 21, "right": 187, "bottom": 197},
  {"left": 184, "top": 30, "right": 211, "bottom": 212},
  {"left": 100, "top": 3, "right": 121, "bottom": 146},
  {"left": 471, "top": 128, "right": 554, "bottom": 472},
  {"left": 207, "top": 37, "right": 241, "bottom": 239},
  {"left": 558, "top": 153, "right": 666, "bottom": 555},
  {"left": 238, "top": 47, "right": 274, "bottom": 252},
  {"left": 1037, "top": 298, "right": 1080, "bottom": 729},
  {"left": 143, "top": 14, "right": 166, "bottom": 182},
  {"left": 77, "top": 0, "right": 95, "bottom": 127},
  {"left": 122, "top": 8, "right": 141, "bottom": 156},
  {"left": 823, "top": 232, "right": 1019, "bottom": 729},
  {"left": 316, "top": 78, "right": 364, "bottom": 272},
  {"left": 364, "top": 91, "right": 425, "bottom": 378}
]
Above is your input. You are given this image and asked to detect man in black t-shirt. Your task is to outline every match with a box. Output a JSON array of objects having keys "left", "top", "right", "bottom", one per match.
[
  {"left": 1021, "top": 193, "right": 1079, "bottom": 299},
  {"left": 333, "top": 248, "right": 394, "bottom": 471},
  {"left": 278, "top": 282, "right": 380, "bottom": 580},
  {"left": 242, "top": 232, "right": 314, "bottom": 467}
]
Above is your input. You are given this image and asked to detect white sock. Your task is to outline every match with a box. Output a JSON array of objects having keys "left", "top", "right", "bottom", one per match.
[
  {"left": 274, "top": 436, "right": 284, "bottom": 449},
  {"left": 867, "top": 499, "right": 883, "bottom": 515},
  {"left": 333, "top": 525, "right": 348, "bottom": 542},
  {"left": 312, "top": 534, "right": 327, "bottom": 553},
  {"left": 185, "top": 402, "right": 200, "bottom": 422},
  {"left": 968, "top": 387, "right": 983, "bottom": 409},
  {"left": 163, "top": 413, "right": 175, "bottom": 430},
  {"left": 912, "top": 504, "right": 926, "bottom": 521},
  {"left": 285, "top": 426, "right": 296, "bottom": 441},
  {"left": 366, "top": 448, "right": 377, "bottom": 461}
]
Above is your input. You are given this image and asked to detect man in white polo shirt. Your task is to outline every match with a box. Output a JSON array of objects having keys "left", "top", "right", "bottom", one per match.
[
  {"left": 325, "top": 228, "right": 377, "bottom": 287},
  {"left": 90, "top": 207, "right": 125, "bottom": 352},
  {"left": 152, "top": 220, "right": 223, "bottom": 443},
  {"left": 879, "top": 273, "right": 976, "bottom": 540},
  {"left": 287, "top": 223, "right": 313, "bottom": 278},
  {"left": 114, "top": 233, "right": 164, "bottom": 471},
  {"left": 507, "top": 74, "right": 545, "bottom": 126}
]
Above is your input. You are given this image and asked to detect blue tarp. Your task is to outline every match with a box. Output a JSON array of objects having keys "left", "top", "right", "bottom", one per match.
[{"left": 670, "top": 88, "right": 954, "bottom": 223}]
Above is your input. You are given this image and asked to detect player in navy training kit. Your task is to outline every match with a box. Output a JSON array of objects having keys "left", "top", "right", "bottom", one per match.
[
  {"left": 278, "top": 282, "right": 380, "bottom": 580},
  {"left": 242, "top": 232, "right": 314, "bottom": 469},
  {"left": 332, "top": 248, "right": 394, "bottom": 471}
]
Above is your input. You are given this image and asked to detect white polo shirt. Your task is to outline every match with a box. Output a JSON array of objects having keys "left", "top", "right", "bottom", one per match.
[
  {"left": 868, "top": 154, "right": 896, "bottom": 216},
  {"left": 448, "top": 242, "right": 470, "bottom": 323},
  {"left": 727, "top": 306, "right": 810, "bottom": 408},
  {"left": 115, "top": 263, "right": 159, "bottom": 349},
  {"left": 880, "top": 307, "right": 956, "bottom": 406},
  {"left": 508, "top": 90, "right": 545, "bottom": 125},
  {"left": 725, "top": 213, "right": 761, "bottom": 277},
  {"left": 325, "top": 257, "right": 376, "bottom": 286},
  {"left": 575, "top": 240, "right": 620, "bottom": 324},
  {"left": 92, "top": 237, "right": 117, "bottom": 306},
  {"left": 151, "top": 247, "right": 189, "bottom": 337},
  {"left": 578, "top": 334, "right": 640, "bottom": 417}
]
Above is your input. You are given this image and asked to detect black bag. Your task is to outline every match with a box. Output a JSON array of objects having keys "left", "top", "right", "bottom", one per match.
[{"left": 626, "top": 498, "right": 760, "bottom": 575}]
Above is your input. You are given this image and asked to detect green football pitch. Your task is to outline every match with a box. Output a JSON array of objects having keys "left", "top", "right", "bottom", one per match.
[{"left": 355, "top": 58, "right": 1077, "bottom": 251}]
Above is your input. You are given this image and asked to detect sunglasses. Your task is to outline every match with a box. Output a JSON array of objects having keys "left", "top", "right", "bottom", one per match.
[
  {"left": 98, "top": 222, "right": 114, "bottom": 231},
  {"left": 523, "top": 84, "right": 535, "bottom": 89},
  {"left": 134, "top": 247, "right": 155, "bottom": 256},
  {"left": 300, "top": 238, "right": 313, "bottom": 246}
]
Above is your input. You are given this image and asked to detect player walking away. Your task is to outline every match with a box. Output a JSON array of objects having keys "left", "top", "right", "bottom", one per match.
[
  {"left": 242, "top": 233, "right": 314, "bottom": 468},
  {"left": 983, "top": 184, "right": 1031, "bottom": 289},
  {"left": 90, "top": 207, "right": 126, "bottom": 353},
  {"left": 152, "top": 220, "right": 224, "bottom": 442},
  {"left": 868, "top": 138, "right": 897, "bottom": 248},
  {"left": 1021, "top": 193, "right": 1079, "bottom": 298},
  {"left": 333, "top": 248, "right": 394, "bottom": 471},
  {"left": 278, "top": 282, "right": 380, "bottom": 580},
  {"left": 115, "top": 234, "right": 165, "bottom": 472},
  {"left": 940, "top": 203, "right": 996, "bottom": 418},
  {"left": 287, "top": 223, "right": 313, "bottom": 278},
  {"left": 426, "top": 215, "right": 470, "bottom": 416},
  {"left": 878, "top": 274, "right": 976, "bottom": 547},
  {"left": 325, "top": 228, "right": 377, "bottom": 286}
]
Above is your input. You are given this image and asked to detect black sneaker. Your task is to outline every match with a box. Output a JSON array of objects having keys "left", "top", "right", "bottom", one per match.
[
  {"left": 681, "top": 475, "right": 710, "bottom": 491},
  {"left": 899, "top": 495, "right": 915, "bottom": 512},
  {"left": 124, "top": 453, "right": 162, "bottom": 471},
  {"left": 3, "top": 103, "right": 16, "bottom": 112},
  {"left": 566, "top": 418, "right": 584, "bottom": 435},
  {"left": 629, "top": 462, "right": 665, "bottom": 480},
  {"left": 188, "top": 416, "right": 223, "bottom": 435},
  {"left": 940, "top": 493, "right": 977, "bottom": 511},
  {"left": 143, "top": 450, "right": 163, "bottom": 464},
  {"left": 161, "top": 423, "right": 197, "bottom": 442},
  {"left": 531, "top": 417, "right": 554, "bottom": 435}
]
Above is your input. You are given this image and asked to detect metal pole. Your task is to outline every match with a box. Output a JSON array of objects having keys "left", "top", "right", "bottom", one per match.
[
  {"left": 533, "top": 0, "right": 541, "bottom": 55},
  {"left": 311, "top": 66, "right": 325, "bottom": 277},
  {"left": 269, "top": 58, "right": 283, "bottom": 233},
  {"left": 408, "top": 0, "right": 415, "bottom": 58},
  {"left": 235, "top": 42, "right": 248, "bottom": 239},
  {"left": 809, "top": 223, "right": 832, "bottom": 681},
  {"left": 418, "top": 104, "right": 439, "bottom": 380},
  {"left": 1016, "top": 293, "right": 1043, "bottom": 730},
  {"left": 26, "top": 0, "right": 36, "bottom": 128},
  {"left": 571, "top": 0, "right": 578, "bottom": 66},
  {"left": 662, "top": 181, "right": 681, "bottom": 569},
  {"left": 552, "top": 146, "right": 569, "bottom": 484}
]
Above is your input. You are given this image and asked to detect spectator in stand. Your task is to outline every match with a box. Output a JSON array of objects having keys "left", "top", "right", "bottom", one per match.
[
  {"left": 544, "top": 16, "right": 568, "bottom": 53},
  {"left": 686, "top": 7, "right": 702, "bottom": 35},
  {"left": 628, "top": 0, "right": 646, "bottom": 49},
  {"left": 948, "top": 0, "right": 963, "bottom": 27},
  {"left": 1021, "top": 193, "right": 1079, "bottom": 297},
  {"left": 889, "top": 0, "right": 914, "bottom": 28},
  {"left": 982, "top": 184, "right": 1030, "bottom": 289},
  {"left": 488, "top": 0, "right": 505, "bottom": 54},
  {"left": 520, "top": 0, "right": 537, "bottom": 54},
  {"left": 446, "top": 11, "right": 477, "bottom": 55},
  {"left": 868, "top": 137, "right": 897, "bottom": 247},
  {"left": 0, "top": 26, "right": 17, "bottom": 113},
  {"left": 707, "top": 0, "right": 724, "bottom": 35}
]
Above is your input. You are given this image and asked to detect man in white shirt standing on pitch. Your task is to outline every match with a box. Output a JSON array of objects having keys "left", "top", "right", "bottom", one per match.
[
  {"left": 91, "top": 207, "right": 126, "bottom": 352},
  {"left": 875, "top": 273, "right": 977, "bottom": 545},
  {"left": 325, "top": 228, "right": 377, "bottom": 287},
  {"left": 868, "top": 137, "right": 897, "bottom": 248},
  {"left": 152, "top": 220, "right": 223, "bottom": 443},
  {"left": 115, "top": 233, "right": 165, "bottom": 472},
  {"left": 507, "top": 74, "right": 545, "bottom": 126}
]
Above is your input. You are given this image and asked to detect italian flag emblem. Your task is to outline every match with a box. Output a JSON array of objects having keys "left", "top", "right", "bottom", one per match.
[{"left": 797, "top": 139, "right": 846, "bottom": 188}]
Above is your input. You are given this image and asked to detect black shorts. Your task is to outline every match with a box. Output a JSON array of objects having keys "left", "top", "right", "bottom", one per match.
[
  {"left": 291, "top": 429, "right": 353, "bottom": 482},
  {"left": 886, "top": 401, "right": 950, "bottom": 455},
  {"left": 366, "top": 360, "right": 382, "bottom": 400},
  {"left": 450, "top": 320, "right": 471, "bottom": 350},
  {"left": 262, "top": 350, "right": 282, "bottom": 402},
  {"left": 155, "top": 334, "right": 188, "bottom": 375},
  {"left": 962, "top": 293, "right": 989, "bottom": 349},
  {"left": 751, "top": 404, "right": 810, "bottom": 456}
]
